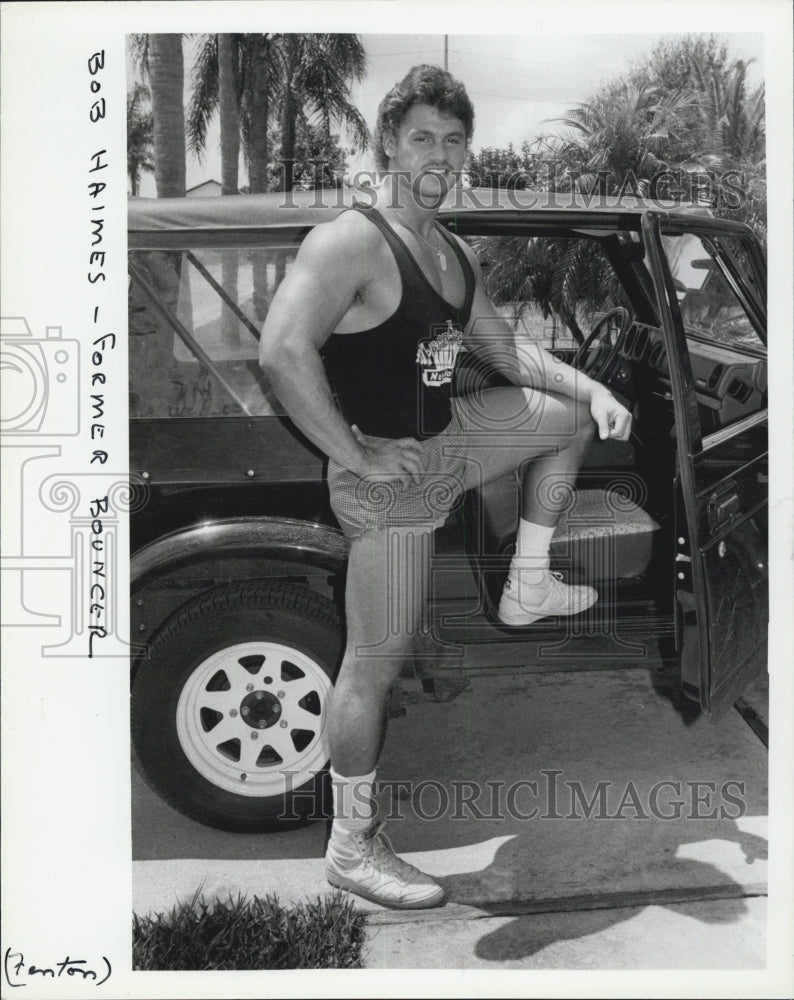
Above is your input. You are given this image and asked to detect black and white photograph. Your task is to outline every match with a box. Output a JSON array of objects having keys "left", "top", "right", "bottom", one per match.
[{"left": 1, "top": 2, "right": 792, "bottom": 997}]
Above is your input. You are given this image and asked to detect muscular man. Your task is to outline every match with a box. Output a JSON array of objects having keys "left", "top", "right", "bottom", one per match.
[{"left": 259, "top": 66, "right": 632, "bottom": 909}]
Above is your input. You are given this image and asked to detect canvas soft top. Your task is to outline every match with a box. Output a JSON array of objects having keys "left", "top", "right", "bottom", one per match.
[{"left": 127, "top": 186, "right": 690, "bottom": 236}]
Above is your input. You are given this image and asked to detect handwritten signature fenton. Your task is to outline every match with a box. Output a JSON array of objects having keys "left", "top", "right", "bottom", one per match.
[{"left": 4, "top": 948, "right": 111, "bottom": 988}]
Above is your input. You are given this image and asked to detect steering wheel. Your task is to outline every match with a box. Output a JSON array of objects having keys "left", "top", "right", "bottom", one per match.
[{"left": 572, "top": 306, "right": 632, "bottom": 383}]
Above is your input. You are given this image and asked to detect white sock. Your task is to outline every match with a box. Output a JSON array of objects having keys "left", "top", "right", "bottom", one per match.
[
  {"left": 329, "top": 766, "right": 376, "bottom": 838},
  {"left": 508, "top": 519, "right": 555, "bottom": 586}
]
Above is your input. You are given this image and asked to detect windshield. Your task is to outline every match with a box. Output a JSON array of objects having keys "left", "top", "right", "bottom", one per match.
[{"left": 661, "top": 231, "right": 766, "bottom": 355}]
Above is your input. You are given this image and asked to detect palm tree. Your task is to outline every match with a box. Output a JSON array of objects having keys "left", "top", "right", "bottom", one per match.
[
  {"left": 187, "top": 34, "right": 240, "bottom": 195},
  {"left": 128, "top": 32, "right": 189, "bottom": 402},
  {"left": 543, "top": 84, "right": 700, "bottom": 197},
  {"left": 242, "top": 35, "right": 277, "bottom": 195},
  {"left": 594, "top": 35, "right": 766, "bottom": 240},
  {"left": 277, "top": 33, "right": 368, "bottom": 191},
  {"left": 482, "top": 36, "right": 768, "bottom": 341},
  {"left": 474, "top": 235, "right": 620, "bottom": 344},
  {"left": 687, "top": 58, "right": 766, "bottom": 242},
  {"left": 187, "top": 33, "right": 368, "bottom": 194},
  {"left": 216, "top": 35, "right": 241, "bottom": 342},
  {"left": 696, "top": 59, "right": 765, "bottom": 165},
  {"left": 187, "top": 33, "right": 368, "bottom": 318},
  {"left": 476, "top": 84, "right": 698, "bottom": 341},
  {"left": 470, "top": 89, "right": 680, "bottom": 343},
  {"left": 130, "top": 33, "right": 186, "bottom": 198},
  {"left": 127, "top": 83, "right": 154, "bottom": 196}
]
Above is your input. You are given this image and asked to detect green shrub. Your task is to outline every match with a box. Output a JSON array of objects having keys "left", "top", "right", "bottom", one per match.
[{"left": 132, "top": 890, "right": 366, "bottom": 970}]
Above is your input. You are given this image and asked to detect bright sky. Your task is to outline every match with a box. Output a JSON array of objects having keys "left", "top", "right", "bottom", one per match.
[{"left": 134, "top": 32, "right": 765, "bottom": 196}]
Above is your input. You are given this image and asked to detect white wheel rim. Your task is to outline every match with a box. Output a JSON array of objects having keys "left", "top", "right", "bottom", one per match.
[{"left": 176, "top": 641, "right": 332, "bottom": 799}]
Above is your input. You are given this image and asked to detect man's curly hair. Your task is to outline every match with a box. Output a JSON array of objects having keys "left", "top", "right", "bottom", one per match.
[{"left": 373, "top": 65, "right": 475, "bottom": 171}]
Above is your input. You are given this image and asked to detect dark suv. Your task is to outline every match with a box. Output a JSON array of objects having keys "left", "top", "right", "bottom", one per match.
[{"left": 128, "top": 189, "right": 768, "bottom": 831}]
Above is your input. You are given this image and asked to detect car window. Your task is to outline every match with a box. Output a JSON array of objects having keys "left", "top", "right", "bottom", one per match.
[
  {"left": 661, "top": 232, "right": 765, "bottom": 356},
  {"left": 712, "top": 234, "right": 765, "bottom": 320},
  {"left": 465, "top": 235, "right": 619, "bottom": 349},
  {"left": 658, "top": 229, "right": 767, "bottom": 435},
  {"left": 128, "top": 246, "right": 298, "bottom": 418}
]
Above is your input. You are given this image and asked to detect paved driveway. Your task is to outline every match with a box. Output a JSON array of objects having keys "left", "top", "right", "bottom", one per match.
[{"left": 132, "top": 665, "right": 768, "bottom": 970}]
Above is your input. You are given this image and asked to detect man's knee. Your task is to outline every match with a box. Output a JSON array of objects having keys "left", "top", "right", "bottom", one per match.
[
  {"left": 557, "top": 395, "right": 596, "bottom": 447},
  {"left": 517, "top": 387, "right": 595, "bottom": 444}
]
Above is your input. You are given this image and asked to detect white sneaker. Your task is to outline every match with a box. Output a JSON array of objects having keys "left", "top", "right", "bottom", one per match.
[
  {"left": 326, "top": 822, "right": 445, "bottom": 909},
  {"left": 497, "top": 569, "right": 598, "bottom": 626}
]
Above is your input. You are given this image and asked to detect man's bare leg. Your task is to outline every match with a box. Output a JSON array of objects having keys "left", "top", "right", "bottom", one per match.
[
  {"left": 325, "top": 387, "right": 598, "bottom": 905},
  {"left": 325, "top": 525, "right": 445, "bottom": 908},
  {"left": 458, "top": 386, "right": 598, "bottom": 623},
  {"left": 328, "top": 525, "right": 432, "bottom": 774},
  {"left": 458, "top": 386, "right": 594, "bottom": 503}
]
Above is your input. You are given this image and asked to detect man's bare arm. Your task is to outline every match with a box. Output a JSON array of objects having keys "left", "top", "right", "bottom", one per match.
[
  {"left": 460, "top": 243, "right": 632, "bottom": 440},
  {"left": 259, "top": 218, "right": 425, "bottom": 483},
  {"left": 461, "top": 248, "right": 599, "bottom": 398}
]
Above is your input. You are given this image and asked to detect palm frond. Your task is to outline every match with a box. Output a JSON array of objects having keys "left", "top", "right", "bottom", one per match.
[
  {"left": 186, "top": 34, "right": 219, "bottom": 159},
  {"left": 128, "top": 34, "right": 150, "bottom": 76}
]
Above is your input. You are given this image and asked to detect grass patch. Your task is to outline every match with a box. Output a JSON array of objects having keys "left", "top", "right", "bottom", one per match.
[{"left": 133, "top": 890, "right": 366, "bottom": 970}]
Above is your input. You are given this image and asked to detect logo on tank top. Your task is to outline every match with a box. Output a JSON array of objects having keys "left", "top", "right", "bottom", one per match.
[{"left": 416, "top": 320, "right": 464, "bottom": 387}]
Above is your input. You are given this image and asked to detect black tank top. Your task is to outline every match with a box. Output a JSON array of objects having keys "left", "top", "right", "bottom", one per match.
[{"left": 321, "top": 204, "right": 475, "bottom": 440}]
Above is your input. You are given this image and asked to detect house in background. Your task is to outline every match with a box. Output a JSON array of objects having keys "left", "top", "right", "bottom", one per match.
[{"left": 187, "top": 179, "right": 223, "bottom": 197}]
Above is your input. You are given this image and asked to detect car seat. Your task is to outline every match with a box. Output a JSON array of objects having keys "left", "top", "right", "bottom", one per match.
[{"left": 472, "top": 471, "right": 659, "bottom": 585}]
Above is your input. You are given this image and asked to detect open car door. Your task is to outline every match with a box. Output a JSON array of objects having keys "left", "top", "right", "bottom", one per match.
[{"left": 641, "top": 211, "right": 768, "bottom": 718}]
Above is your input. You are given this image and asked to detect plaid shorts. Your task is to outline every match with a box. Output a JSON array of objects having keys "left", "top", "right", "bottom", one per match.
[{"left": 328, "top": 398, "right": 475, "bottom": 538}]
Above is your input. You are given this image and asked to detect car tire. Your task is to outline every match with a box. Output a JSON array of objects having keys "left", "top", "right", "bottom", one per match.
[{"left": 131, "top": 580, "right": 342, "bottom": 832}]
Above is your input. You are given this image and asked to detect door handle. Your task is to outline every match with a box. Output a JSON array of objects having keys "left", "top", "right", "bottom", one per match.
[{"left": 707, "top": 486, "right": 740, "bottom": 531}]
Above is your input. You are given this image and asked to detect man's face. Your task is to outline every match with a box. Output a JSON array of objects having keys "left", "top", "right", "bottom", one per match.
[{"left": 384, "top": 103, "right": 468, "bottom": 204}]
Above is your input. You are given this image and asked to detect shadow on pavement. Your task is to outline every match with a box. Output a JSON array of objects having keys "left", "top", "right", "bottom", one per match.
[{"left": 427, "top": 819, "right": 767, "bottom": 962}]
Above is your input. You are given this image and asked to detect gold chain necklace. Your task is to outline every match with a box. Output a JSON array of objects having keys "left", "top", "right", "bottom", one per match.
[{"left": 393, "top": 213, "right": 448, "bottom": 272}]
